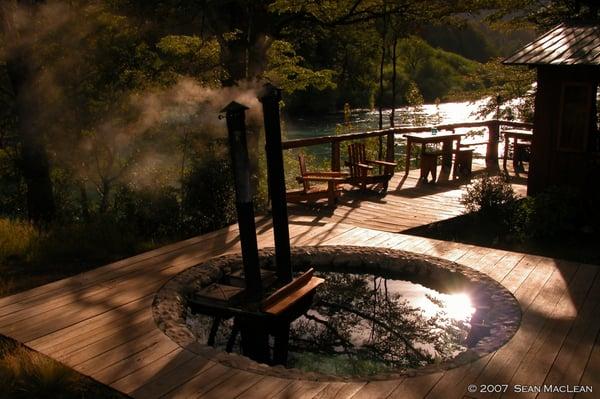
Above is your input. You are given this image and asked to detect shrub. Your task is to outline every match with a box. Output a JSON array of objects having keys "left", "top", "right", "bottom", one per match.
[
  {"left": 516, "top": 186, "right": 582, "bottom": 241},
  {"left": 181, "top": 155, "right": 237, "bottom": 235},
  {"left": 0, "top": 219, "right": 38, "bottom": 265},
  {"left": 30, "top": 217, "right": 141, "bottom": 265},
  {"left": 113, "top": 185, "right": 181, "bottom": 240},
  {"left": 460, "top": 173, "right": 518, "bottom": 222}
]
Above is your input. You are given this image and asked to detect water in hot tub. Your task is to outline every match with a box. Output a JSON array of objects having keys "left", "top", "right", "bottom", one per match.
[{"left": 186, "top": 271, "right": 476, "bottom": 377}]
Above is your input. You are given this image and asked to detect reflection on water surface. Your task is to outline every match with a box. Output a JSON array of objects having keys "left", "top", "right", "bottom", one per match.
[{"left": 187, "top": 271, "right": 475, "bottom": 377}]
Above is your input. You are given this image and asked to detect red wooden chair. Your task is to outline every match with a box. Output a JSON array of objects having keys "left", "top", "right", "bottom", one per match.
[
  {"left": 345, "top": 143, "right": 396, "bottom": 192},
  {"left": 286, "top": 154, "right": 348, "bottom": 207}
]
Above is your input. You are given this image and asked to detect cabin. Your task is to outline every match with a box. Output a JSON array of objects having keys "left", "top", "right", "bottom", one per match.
[{"left": 504, "top": 22, "right": 600, "bottom": 196}]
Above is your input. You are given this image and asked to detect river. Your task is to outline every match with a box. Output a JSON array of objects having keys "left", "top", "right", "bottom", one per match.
[{"left": 282, "top": 98, "right": 491, "bottom": 159}]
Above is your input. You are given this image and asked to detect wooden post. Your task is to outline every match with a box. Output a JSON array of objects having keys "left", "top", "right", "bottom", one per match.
[
  {"left": 258, "top": 84, "right": 293, "bottom": 284},
  {"left": 385, "top": 132, "right": 395, "bottom": 174},
  {"left": 221, "top": 101, "right": 263, "bottom": 302},
  {"left": 486, "top": 120, "right": 500, "bottom": 172},
  {"left": 331, "top": 141, "right": 341, "bottom": 172}
]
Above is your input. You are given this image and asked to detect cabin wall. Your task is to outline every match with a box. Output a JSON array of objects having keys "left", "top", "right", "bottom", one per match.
[{"left": 529, "top": 65, "right": 599, "bottom": 195}]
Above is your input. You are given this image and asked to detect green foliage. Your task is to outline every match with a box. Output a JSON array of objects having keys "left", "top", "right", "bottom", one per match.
[
  {"left": 461, "top": 173, "right": 519, "bottom": 221},
  {"left": 404, "top": 81, "right": 426, "bottom": 126},
  {"left": 0, "top": 152, "right": 26, "bottom": 219},
  {"left": 460, "top": 59, "right": 535, "bottom": 121},
  {"left": 157, "top": 35, "right": 221, "bottom": 83},
  {"left": 264, "top": 40, "right": 336, "bottom": 94},
  {"left": 422, "top": 22, "right": 497, "bottom": 62},
  {"left": 485, "top": 0, "right": 600, "bottom": 29},
  {"left": 181, "top": 154, "right": 237, "bottom": 235},
  {"left": 374, "top": 36, "right": 486, "bottom": 107},
  {"left": 113, "top": 185, "right": 181, "bottom": 239},
  {"left": 515, "top": 186, "right": 582, "bottom": 241}
]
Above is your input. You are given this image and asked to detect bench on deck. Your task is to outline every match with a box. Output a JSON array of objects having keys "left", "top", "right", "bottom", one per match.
[
  {"left": 286, "top": 154, "right": 348, "bottom": 208},
  {"left": 261, "top": 268, "right": 324, "bottom": 316},
  {"left": 190, "top": 268, "right": 324, "bottom": 349}
]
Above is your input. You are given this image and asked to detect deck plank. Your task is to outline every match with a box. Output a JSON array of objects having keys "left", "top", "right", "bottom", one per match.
[
  {"left": 538, "top": 268, "right": 600, "bottom": 398},
  {"left": 111, "top": 348, "right": 197, "bottom": 395},
  {"left": 387, "top": 373, "right": 443, "bottom": 399},
  {"left": 311, "top": 382, "right": 367, "bottom": 399},
  {"left": 0, "top": 175, "right": 597, "bottom": 399},
  {"left": 348, "top": 380, "right": 403, "bottom": 399},
  {"left": 505, "top": 264, "right": 598, "bottom": 399},
  {"left": 234, "top": 376, "right": 292, "bottom": 399},
  {"left": 424, "top": 255, "right": 549, "bottom": 399},
  {"left": 471, "top": 260, "right": 580, "bottom": 398},
  {"left": 269, "top": 379, "right": 328, "bottom": 399}
]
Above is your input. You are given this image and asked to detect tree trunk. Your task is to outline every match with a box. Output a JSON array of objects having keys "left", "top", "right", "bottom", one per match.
[
  {"left": 2, "top": 1, "right": 56, "bottom": 226},
  {"left": 5, "top": 56, "right": 56, "bottom": 226},
  {"left": 377, "top": 7, "right": 388, "bottom": 162},
  {"left": 79, "top": 182, "right": 90, "bottom": 221},
  {"left": 390, "top": 35, "right": 398, "bottom": 128},
  {"left": 98, "top": 178, "right": 112, "bottom": 214}
]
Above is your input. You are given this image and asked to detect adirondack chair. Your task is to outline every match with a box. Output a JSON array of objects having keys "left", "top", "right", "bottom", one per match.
[
  {"left": 286, "top": 154, "right": 348, "bottom": 207},
  {"left": 345, "top": 143, "right": 396, "bottom": 192}
]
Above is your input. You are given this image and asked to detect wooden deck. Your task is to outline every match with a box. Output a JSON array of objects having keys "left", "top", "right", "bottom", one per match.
[
  {"left": 288, "top": 159, "right": 528, "bottom": 233},
  {"left": 0, "top": 207, "right": 598, "bottom": 398}
]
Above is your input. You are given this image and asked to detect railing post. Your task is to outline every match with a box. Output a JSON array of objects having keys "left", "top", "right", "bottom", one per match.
[
  {"left": 331, "top": 141, "right": 341, "bottom": 172},
  {"left": 385, "top": 131, "right": 395, "bottom": 174},
  {"left": 386, "top": 131, "right": 395, "bottom": 162},
  {"left": 487, "top": 120, "right": 500, "bottom": 172}
]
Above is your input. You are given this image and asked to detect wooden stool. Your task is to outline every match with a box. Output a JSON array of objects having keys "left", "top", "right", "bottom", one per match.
[
  {"left": 514, "top": 142, "right": 531, "bottom": 172},
  {"left": 453, "top": 149, "right": 474, "bottom": 179},
  {"left": 420, "top": 152, "right": 439, "bottom": 183}
]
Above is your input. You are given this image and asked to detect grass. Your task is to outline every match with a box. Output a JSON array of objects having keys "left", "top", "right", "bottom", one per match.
[
  {"left": 0, "top": 218, "right": 167, "bottom": 297},
  {"left": 0, "top": 336, "right": 127, "bottom": 399},
  {"left": 0, "top": 217, "right": 172, "bottom": 398}
]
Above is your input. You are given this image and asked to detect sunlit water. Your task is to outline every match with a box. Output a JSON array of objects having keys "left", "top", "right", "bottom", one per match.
[
  {"left": 284, "top": 99, "right": 487, "bottom": 139},
  {"left": 283, "top": 99, "right": 493, "bottom": 160},
  {"left": 187, "top": 271, "right": 476, "bottom": 377}
]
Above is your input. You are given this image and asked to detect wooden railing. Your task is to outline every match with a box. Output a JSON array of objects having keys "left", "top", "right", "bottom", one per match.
[{"left": 281, "top": 119, "right": 533, "bottom": 171}]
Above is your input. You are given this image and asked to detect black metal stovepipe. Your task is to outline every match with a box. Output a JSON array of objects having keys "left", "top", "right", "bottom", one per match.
[
  {"left": 221, "top": 101, "right": 263, "bottom": 302},
  {"left": 258, "top": 83, "right": 293, "bottom": 284}
]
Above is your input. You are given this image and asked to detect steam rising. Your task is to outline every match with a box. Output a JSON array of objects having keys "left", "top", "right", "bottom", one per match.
[
  {"left": 110, "top": 78, "right": 264, "bottom": 189},
  {"left": 2, "top": 1, "right": 266, "bottom": 192}
]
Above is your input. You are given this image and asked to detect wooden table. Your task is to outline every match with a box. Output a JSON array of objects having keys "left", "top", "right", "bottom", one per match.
[
  {"left": 503, "top": 129, "right": 533, "bottom": 171},
  {"left": 403, "top": 131, "right": 465, "bottom": 174}
]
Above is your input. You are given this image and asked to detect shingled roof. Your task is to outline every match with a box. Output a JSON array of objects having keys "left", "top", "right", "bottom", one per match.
[{"left": 503, "top": 22, "right": 600, "bottom": 66}]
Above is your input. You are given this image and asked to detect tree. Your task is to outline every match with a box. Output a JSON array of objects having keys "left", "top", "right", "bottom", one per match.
[
  {"left": 1, "top": 1, "right": 56, "bottom": 225},
  {"left": 484, "top": 0, "right": 600, "bottom": 27}
]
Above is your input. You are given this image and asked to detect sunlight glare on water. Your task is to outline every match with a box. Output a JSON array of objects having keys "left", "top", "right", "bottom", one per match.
[
  {"left": 443, "top": 293, "right": 476, "bottom": 321},
  {"left": 385, "top": 279, "right": 475, "bottom": 323}
]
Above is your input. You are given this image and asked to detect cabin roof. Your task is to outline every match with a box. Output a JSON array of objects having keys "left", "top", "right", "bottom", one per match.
[{"left": 503, "top": 22, "right": 600, "bottom": 66}]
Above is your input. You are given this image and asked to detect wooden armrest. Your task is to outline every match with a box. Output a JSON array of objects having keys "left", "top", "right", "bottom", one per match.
[
  {"left": 344, "top": 161, "right": 373, "bottom": 170},
  {"left": 303, "top": 171, "right": 349, "bottom": 178},
  {"left": 298, "top": 175, "right": 347, "bottom": 183},
  {"left": 365, "top": 160, "right": 396, "bottom": 167},
  {"left": 356, "top": 162, "right": 373, "bottom": 169},
  {"left": 261, "top": 268, "right": 325, "bottom": 315},
  {"left": 453, "top": 148, "right": 475, "bottom": 153},
  {"left": 460, "top": 141, "right": 488, "bottom": 147}
]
